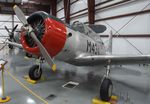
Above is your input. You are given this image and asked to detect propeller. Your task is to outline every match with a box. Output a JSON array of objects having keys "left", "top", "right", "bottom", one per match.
[
  {"left": 13, "top": 5, "right": 28, "bottom": 25},
  {"left": 4, "top": 24, "right": 18, "bottom": 42},
  {"left": 13, "top": 5, "right": 56, "bottom": 71}
]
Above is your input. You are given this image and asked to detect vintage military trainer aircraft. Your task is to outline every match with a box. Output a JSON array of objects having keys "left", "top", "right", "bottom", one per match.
[{"left": 6, "top": 5, "right": 150, "bottom": 102}]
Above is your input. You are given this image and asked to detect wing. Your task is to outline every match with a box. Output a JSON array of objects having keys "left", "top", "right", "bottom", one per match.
[
  {"left": 75, "top": 55, "right": 150, "bottom": 66},
  {"left": 4, "top": 40, "right": 23, "bottom": 49}
]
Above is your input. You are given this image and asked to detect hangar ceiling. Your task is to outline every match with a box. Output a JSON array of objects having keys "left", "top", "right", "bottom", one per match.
[{"left": 0, "top": 0, "right": 51, "bottom": 14}]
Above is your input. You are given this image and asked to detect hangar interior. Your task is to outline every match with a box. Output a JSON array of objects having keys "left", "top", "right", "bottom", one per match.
[{"left": 0, "top": 0, "right": 150, "bottom": 104}]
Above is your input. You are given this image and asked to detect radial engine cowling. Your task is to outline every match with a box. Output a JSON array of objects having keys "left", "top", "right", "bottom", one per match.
[{"left": 21, "top": 12, "right": 67, "bottom": 57}]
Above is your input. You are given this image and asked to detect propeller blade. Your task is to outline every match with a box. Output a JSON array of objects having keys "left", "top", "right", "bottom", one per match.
[
  {"left": 13, "top": 5, "right": 56, "bottom": 71},
  {"left": 30, "top": 31, "right": 56, "bottom": 71},
  {"left": 4, "top": 26, "right": 10, "bottom": 33},
  {"left": 13, "top": 5, "right": 28, "bottom": 25},
  {"left": 12, "top": 24, "right": 18, "bottom": 32}
]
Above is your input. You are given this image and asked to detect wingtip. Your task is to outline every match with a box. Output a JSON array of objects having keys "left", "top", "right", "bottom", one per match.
[{"left": 52, "top": 64, "right": 56, "bottom": 72}]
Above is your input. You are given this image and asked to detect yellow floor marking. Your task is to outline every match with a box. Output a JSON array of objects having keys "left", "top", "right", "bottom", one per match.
[{"left": 5, "top": 69, "right": 48, "bottom": 104}]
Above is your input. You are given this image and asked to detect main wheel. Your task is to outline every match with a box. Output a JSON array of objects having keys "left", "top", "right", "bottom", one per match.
[
  {"left": 99, "top": 78, "right": 113, "bottom": 102},
  {"left": 8, "top": 44, "right": 13, "bottom": 49},
  {"left": 29, "top": 65, "right": 42, "bottom": 80}
]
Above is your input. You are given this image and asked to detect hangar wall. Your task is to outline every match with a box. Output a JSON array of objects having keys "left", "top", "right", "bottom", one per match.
[
  {"left": 0, "top": 14, "right": 13, "bottom": 38},
  {"left": 57, "top": 0, "right": 150, "bottom": 55}
]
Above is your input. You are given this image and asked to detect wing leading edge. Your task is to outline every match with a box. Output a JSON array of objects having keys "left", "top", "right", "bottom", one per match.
[
  {"left": 4, "top": 41, "right": 23, "bottom": 49},
  {"left": 75, "top": 55, "right": 150, "bottom": 66}
]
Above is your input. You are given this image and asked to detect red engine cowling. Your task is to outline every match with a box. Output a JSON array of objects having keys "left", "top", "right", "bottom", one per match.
[{"left": 21, "top": 12, "right": 67, "bottom": 57}]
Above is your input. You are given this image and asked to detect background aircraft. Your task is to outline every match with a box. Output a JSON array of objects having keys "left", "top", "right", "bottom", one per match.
[
  {"left": 4, "top": 25, "right": 20, "bottom": 49},
  {"left": 6, "top": 5, "right": 150, "bottom": 102},
  {"left": 4, "top": 25, "right": 35, "bottom": 58}
]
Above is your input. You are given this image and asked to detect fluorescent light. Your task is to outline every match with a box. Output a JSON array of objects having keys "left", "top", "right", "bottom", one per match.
[
  {"left": 22, "top": 0, "right": 28, "bottom": 3},
  {"left": 27, "top": 98, "right": 36, "bottom": 104}
]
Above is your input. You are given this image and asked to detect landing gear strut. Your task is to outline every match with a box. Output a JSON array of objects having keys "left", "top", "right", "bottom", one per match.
[
  {"left": 99, "top": 59, "right": 113, "bottom": 102},
  {"left": 29, "top": 58, "right": 43, "bottom": 80},
  {"left": 25, "top": 53, "right": 32, "bottom": 58}
]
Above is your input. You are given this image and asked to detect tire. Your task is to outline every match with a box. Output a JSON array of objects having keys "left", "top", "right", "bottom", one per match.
[
  {"left": 8, "top": 44, "right": 13, "bottom": 49},
  {"left": 99, "top": 78, "right": 113, "bottom": 102},
  {"left": 29, "top": 65, "right": 42, "bottom": 80}
]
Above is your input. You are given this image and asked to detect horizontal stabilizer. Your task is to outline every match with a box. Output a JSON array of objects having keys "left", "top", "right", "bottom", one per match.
[{"left": 88, "top": 24, "right": 106, "bottom": 33}]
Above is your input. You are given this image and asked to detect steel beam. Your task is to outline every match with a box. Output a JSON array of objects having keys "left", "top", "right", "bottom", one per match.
[
  {"left": 88, "top": 0, "right": 95, "bottom": 24},
  {"left": 60, "top": 0, "right": 133, "bottom": 21},
  {"left": 60, "top": 0, "right": 112, "bottom": 20},
  {"left": 95, "top": 9, "right": 150, "bottom": 22},
  {"left": 0, "top": 2, "right": 50, "bottom": 15},
  {"left": 50, "top": 0, "right": 57, "bottom": 16},
  {"left": 12, "top": 14, "right": 14, "bottom": 31},
  {"left": 64, "top": 0, "right": 70, "bottom": 24},
  {"left": 100, "top": 34, "right": 150, "bottom": 38},
  {"left": 57, "top": 0, "right": 79, "bottom": 12}
]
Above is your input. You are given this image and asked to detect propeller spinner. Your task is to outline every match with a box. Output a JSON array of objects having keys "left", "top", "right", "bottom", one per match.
[{"left": 13, "top": 5, "right": 56, "bottom": 71}]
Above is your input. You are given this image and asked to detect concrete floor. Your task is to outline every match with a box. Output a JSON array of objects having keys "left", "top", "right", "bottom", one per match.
[{"left": 0, "top": 47, "right": 150, "bottom": 104}]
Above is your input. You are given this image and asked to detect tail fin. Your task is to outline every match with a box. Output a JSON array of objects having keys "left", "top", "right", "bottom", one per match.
[{"left": 107, "top": 31, "right": 113, "bottom": 55}]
